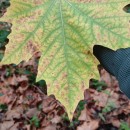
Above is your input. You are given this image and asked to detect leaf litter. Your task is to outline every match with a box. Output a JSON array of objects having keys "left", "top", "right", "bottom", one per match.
[
  {"left": 0, "top": 51, "right": 130, "bottom": 130},
  {"left": 0, "top": 51, "right": 70, "bottom": 130}
]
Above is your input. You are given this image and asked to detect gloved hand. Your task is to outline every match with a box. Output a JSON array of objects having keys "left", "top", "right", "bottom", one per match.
[
  {"left": 123, "top": 4, "right": 130, "bottom": 13},
  {"left": 93, "top": 45, "right": 130, "bottom": 99}
]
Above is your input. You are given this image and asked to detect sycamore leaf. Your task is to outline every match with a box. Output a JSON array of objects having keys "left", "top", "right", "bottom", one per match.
[{"left": 1, "top": 0, "right": 130, "bottom": 118}]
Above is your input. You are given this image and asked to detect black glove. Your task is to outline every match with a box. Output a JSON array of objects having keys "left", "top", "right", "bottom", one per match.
[{"left": 93, "top": 45, "right": 130, "bottom": 99}]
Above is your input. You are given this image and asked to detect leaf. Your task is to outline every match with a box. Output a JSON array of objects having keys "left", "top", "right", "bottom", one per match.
[
  {"left": 1, "top": 0, "right": 130, "bottom": 118},
  {"left": 0, "top": 104, "right": 8, "bottom": 110},
  {"left": 120, "top": 122, "right": 130, "bottom": 130},
  {"left": 30, "top": 116, "right": 40, "bottom": 128}
]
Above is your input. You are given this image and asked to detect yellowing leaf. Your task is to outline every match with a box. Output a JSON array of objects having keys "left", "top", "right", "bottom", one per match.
[{"left": 1, "top": 0, "right": 130, "bottom": 118}]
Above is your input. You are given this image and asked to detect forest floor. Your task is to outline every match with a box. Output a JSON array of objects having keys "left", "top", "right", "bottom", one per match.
[{"left": 0, "top": 51, "right": 130, "bottom": 130}]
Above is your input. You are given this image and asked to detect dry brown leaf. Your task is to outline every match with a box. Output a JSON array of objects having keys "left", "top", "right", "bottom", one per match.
[
  {"left": 0, "top": 121, "right": 14, "bottom": 130},
  {"left": 26, "top": 108, "right": 38, "bottom": 118},
  {"left": 77, "top": 120, "right": 99, "bottom": 130},
  {"left": 5, "top": 106, "right": 23, "bottom": 120}
]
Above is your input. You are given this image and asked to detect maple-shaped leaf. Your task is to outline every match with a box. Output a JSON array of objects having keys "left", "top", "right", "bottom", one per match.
[
  {"left": 0, "top": 0, "right": 11, "bottom": 61},
  {"left": 1, "top": 0, "right": 130, "bottom": 118}
]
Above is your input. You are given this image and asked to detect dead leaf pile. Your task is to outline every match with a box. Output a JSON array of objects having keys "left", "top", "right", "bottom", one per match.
[
  {"left": 72, "top": 65, "right": 130, "bottom": 130},
  {"left": 0, "top": 52, "right": 70, "bottom": 130}
]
